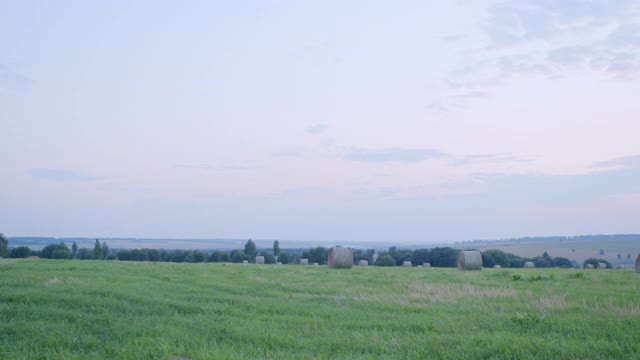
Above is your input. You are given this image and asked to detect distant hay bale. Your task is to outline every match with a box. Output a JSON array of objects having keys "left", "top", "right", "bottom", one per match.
[
  {"left": 255, "top": 256, "right": 265, "bottom": 265},
  {"left": 359, "top": 260, "right": 368, "bottom": 266},
  {"left": 313, "top": 262, "right": 319, "bottom": 266},
  {"left": 423, "top": 263, "right": 431, "bottom": 268},
  {"left": 402, "top": 261, "right": 412, "bottom": 267},
  {"left": 276, "top": 262, "right": 282, "bottom": 265},
  {"left": 327, "top": 247, "right": 353, "bottom": 269},
  {"left": 300, "top": 259, "right": 308, "bottom": 265},
  {"left": 585, "top": 264, "right": 595, "bottom": 269},
  {"left": 242, "top": 260, "right": 249, "bottom": 264},
  {"left": 524, "top": 261, "right": 535, "bottom": 268},
  {"left": 494, "top": 265, "right": 502, "bottom": 269},
  {"left": 597, "top": 262, "right": 607, "bottom": 269},
  {"left": 457, "top": 251, "right": 482, "bottom": 271}
]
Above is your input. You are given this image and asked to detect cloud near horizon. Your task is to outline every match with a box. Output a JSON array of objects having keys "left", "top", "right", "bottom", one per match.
[{"left": 28, "top": 168, "right": 104, "bottom": 182}]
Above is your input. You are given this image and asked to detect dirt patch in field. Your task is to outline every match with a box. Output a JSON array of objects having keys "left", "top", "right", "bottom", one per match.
[{"left": 44, "top": 277, "right": 62, "bottom": 286}]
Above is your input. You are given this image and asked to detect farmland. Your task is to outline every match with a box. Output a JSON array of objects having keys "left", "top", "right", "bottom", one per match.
[{"left": 1, "top": 259, "right": 639, "bottom": 359}]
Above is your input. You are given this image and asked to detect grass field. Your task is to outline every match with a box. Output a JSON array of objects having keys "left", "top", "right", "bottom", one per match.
[{"left": 1, "top": 260, "right": 639, "bottom": 359}]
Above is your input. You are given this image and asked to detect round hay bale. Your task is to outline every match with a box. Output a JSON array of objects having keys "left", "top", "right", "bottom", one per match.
[
  {"left": 300, "top": 258, "right": 308, "bottom": 265},
  {"left": 327, "top": 247, "right": 353, "bottom": 269},
  {"left": 313, "top": 262, "right": 319, "bottom": 266},
  {"left": 494, "top": 265, "right": 502, "bottom": 269},
  {"left": 585, "top": 264, "right": 595, "bottom": 269},
  {"left": 457, "top": 250, "right": 482, "bottom": 270},
  {"left": 402, "top": 261, "right": 412, "bottom": 267},
  {"left": 636, "top": 255, "right": 640, "bottom": 273},
  {"left": 276, "top": 262, "right": 282, "bottom": 265},
  {"left": 359, "top": 260, "right": 368, "bottom": 266},
  {"left": 255, "top": 256, "right": 265, "bottom": 265},
  {"left": 242, "top": 260, "right": 249, "bottom": 264},
  {"left": 597, "top": 262, "right": 607, "bottom": 269},
  {"left": 524, "top": 261, "right": 535, "bottom": 268},
  {"left": 423, "top": 262, "right": 431, "bottom": 268}
]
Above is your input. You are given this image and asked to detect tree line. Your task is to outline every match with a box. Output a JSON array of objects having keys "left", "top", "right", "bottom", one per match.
[{"left": 1, "top": 235, "right": 586, "bottom": 268}]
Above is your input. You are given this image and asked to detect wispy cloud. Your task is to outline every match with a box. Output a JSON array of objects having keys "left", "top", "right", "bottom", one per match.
[
  {"left": 429, "top": 0, "right": 640, "bottom": 112},
  {"left": 343, "top": 148, "right": 445, "bottom": 163},
  {"left": 0, "top": 64, "right": 34, "bottom": 90},
  {"left": 590, "top": 154, "right": 640, "bottom": 169},
  {"left": 174, "top": 164, "right": 256, "bottom": 171},
  {"left": 307, "top": 123, "right": 328, "bottom": 134},
  {"left": 28, "top": 168, "right": 104, "bottom": 181}
]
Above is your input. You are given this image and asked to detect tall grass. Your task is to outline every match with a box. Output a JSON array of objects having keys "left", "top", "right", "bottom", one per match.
[{"left": 1, "top": 260, "right": 639, "bottom": 359}]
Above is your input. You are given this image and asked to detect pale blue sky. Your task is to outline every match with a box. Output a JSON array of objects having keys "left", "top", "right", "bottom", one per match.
[{"left": 1, "top": 0, "right": 639, "bottom": 243}]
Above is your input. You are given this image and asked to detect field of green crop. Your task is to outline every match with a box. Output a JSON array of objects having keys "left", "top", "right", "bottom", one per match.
[{"left": 1, "top": 259, "right": 639, "bottom": 359}]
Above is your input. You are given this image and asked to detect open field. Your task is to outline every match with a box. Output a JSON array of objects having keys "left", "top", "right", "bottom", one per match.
[{"left": 1, "top": 260, "right": 639, "bottom": 359}]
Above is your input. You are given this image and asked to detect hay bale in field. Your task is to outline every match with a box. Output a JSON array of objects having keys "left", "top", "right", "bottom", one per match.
[
  {"left": 423, "top": 263, "right": 431, "bottom": 268},
  {"left": 255, "top": 256, "right": 265, "bottom": 265},
  {"left": 313, "top": 262, "right": 319, "bottom": 266},
  {"left": 597, "top": 262, "right": 607, "bottom": 269},
  {"left": 327, "top": 247, "right": 353, "bottom": 269},
  {"left": 359, "top": 260, "right": 368, "bottom": 266},
  {"left": 457, "top": 250, "right": 482, "bottom": 270},
  {"left": 585, "top": 264, "right": 595, "bottom": 269},
  {"left": 276, "top": 262, "right": 282, "bottom": 265},
  {"left": 636, "top": 255, "right": 640, "bottom": 273},
  {"left": 494, "top": 265, "right": 502, "bottom": 269},
  {"left": 242, "top": 260, "right": 249, "bottom": 264},
  {"left": 524, "top": 261, "right": 535, "bottom": 268},
  {"left": 402, "top": 261, "right": 412, "bottom": 267},
  {"left": 300, "top": 259, "right": 308, "bottom": 265}
]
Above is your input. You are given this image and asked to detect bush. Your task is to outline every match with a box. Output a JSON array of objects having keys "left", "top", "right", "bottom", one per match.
[
  {"left": 375, "top": 255, "right": 395, "bottom": 266},
  {"left": 9, "top": 246, "right": 31, "bottom": 258},
  {"left": 51, "top": 249, "right": 71, "bottom": 259}
]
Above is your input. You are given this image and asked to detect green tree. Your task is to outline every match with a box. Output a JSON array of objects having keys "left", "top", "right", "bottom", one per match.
[
  {"left": 42, "top": 243, "right": 71, "bottom": 259},
  {"left": 9, "top": 246, "right": 31, "bottom": 258},
  {"left": 72, "top": 241, "right": 78, "bottom": 259},
  {"left": 101, "top": 241, "right": 110, "bottom": 260},
  {"left": 244, "top": 239, "right": 257, "bottom": 260},
  {"left": 93, "top": 239, "right": 103, "bottom": 260},
  {"left": 0, "top": 233, "right": 8, "bottom": 257},
  {"left": 375, "top": 255, "right": 395, "bottom": 266},
  {"left": 273, "top": 240, "right": 280, "bottom": 257}
]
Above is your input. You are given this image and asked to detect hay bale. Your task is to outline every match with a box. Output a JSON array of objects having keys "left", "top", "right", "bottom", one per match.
[
  {"left": 327, "top": 247, "right": 353, "bottom": 269},
  {"left": 494, "top": 265, "right": 502, "bottom": 269},
  {"left": 242, "top": 260, "right": 249, "bottom": 264},
  {"left": 300, "top": 259, "right": 308, "bottom": 265},
  {"left": 524, "top": 261, "right": 535, "bottom": 268},
  {"left": 359, "top": 260, "right": 368, "bottom": 266},
  {"left": 597, "top": 262, "right": 607, "bottom": 269},
  {"left": 423, "top": 263, "right": 431, "bottom": 268},
  {"left": 255, "top": 256, "right": 265, "bottom": 265},
  {"left": 276, "top": 262, "right": 282, "bottom": 265},
  {"left": 636, "top": 255, "right": 640, "bottom": 273},
  {"left": 402, "top": 261, "right": 412, "bottom": 267},
  {"left": 585, "top": 264, "right": 595, "bottom": 269},
  {"left": 457, "top": 250, "right": 482, "bottom": 270}
]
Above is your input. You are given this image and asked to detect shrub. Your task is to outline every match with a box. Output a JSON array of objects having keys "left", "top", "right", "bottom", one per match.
[
  {"left": 9, "top": 246, "right": 31, "bottom": 258},
  {"left": 375, "top": 255, "right": 395, "bottom": 266}
]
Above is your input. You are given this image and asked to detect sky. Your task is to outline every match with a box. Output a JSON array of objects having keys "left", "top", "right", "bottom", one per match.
[{"left": 1, "top": 0, "right": 639, "bottom": 243}]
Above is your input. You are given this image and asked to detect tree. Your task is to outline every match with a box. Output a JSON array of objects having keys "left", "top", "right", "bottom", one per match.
[
  {"left": 243, "top": 239, "right": 257, "bottom": 260},
  {"left": 230, "top": 249, "right": 248, "bottom": 263},
  {"left": 429, "top": 247, "right": 459, "bottom": 267},
  {"left": 482, "top": 249, "right": 510, "bottom": 268},
  {"left": 301, "top": 247, "right": 328, "bottom": 265},
  {"left": 72, "top": 241, "right": 78, "bottom": 259},
  {"left": 411, "top": 249, "right": 431, "bottom": 266},
  {"left": 101, "top": 241, "right": 110, "bottom": 260},
  {"left": 273, "top": 240, "right": 280, "bottom": 257},
  {"left": 93, "top": 239, "right": 103, "bottom": 260},
  {"left": 9, "top": 246, "right": 31, "bottom": 258},
  {"left": 0, "top": 233, "right": 8, "bottom": 258},
  {"left": 42, "top": 243, "right": 71, "bottom": 259},
  {"left": 375, "top": 255, "right": 395, "bottom": 266}
]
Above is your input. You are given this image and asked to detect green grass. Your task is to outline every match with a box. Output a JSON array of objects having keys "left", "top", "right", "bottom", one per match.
[{"left": 1, "top": 260, "right": 639, "bottom": 359}]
